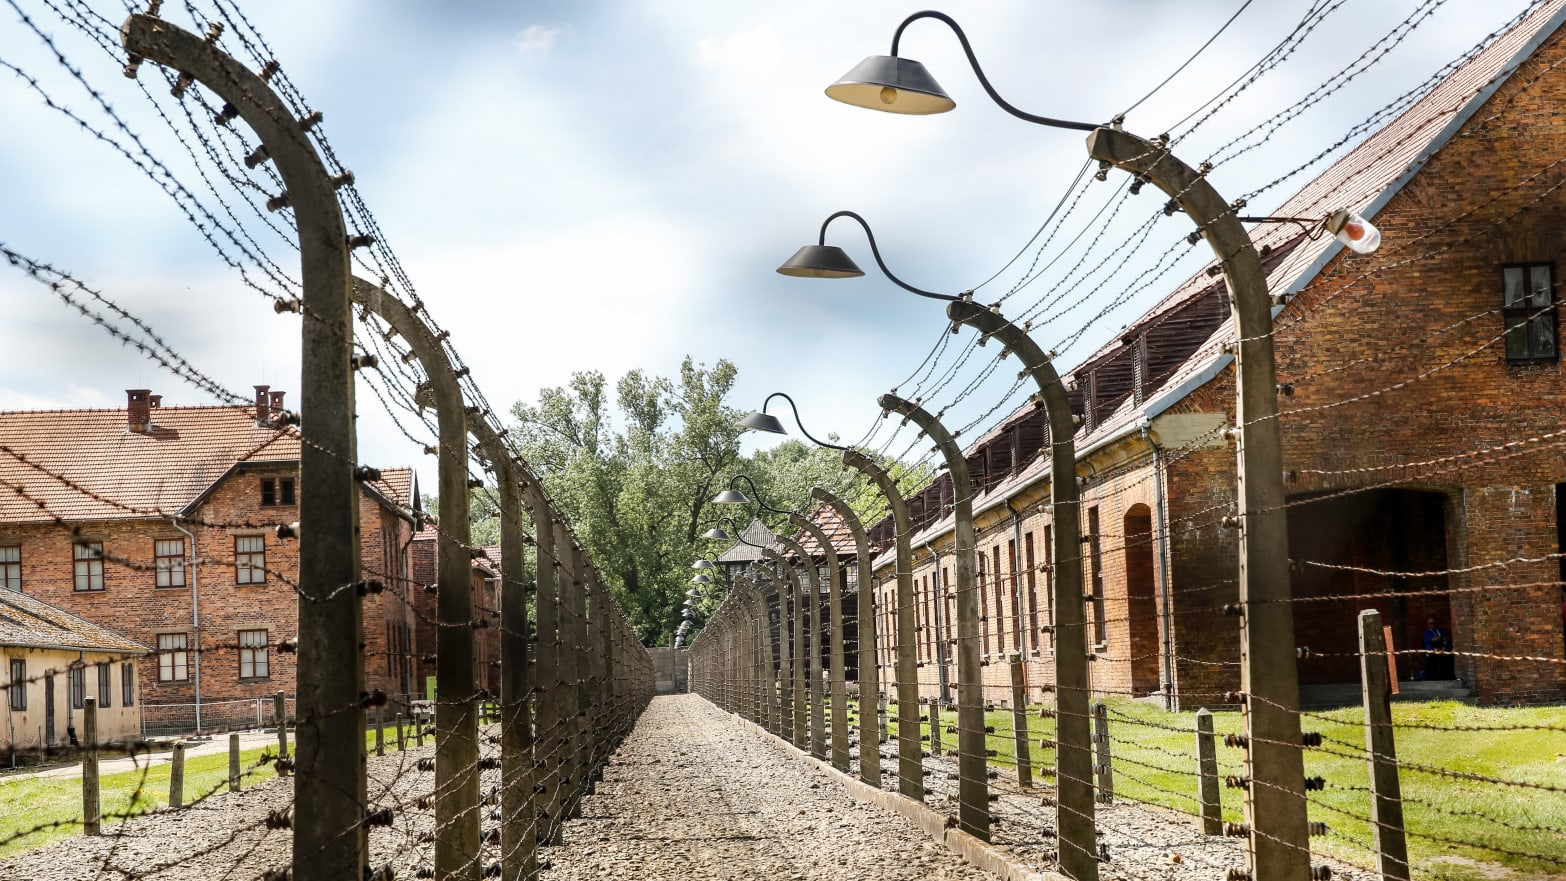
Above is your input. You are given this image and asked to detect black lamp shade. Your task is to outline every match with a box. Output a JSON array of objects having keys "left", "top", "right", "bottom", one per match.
[
  {"left": 825, "top": 55, "right": 955, "bottom": 115},
  {"left": 738, "top": 411, "right": 787, "bottom": 434},
  {"left": 712, "top": 489, "right": 750, "bottom": 504},
  {"left": 702, "top": 527, "right": 731, "bottom": 540},
  {"left": 776, "top": 244, "right": 864, "bottom": 279},
  {"left": 692, "top": 559, "right": 715, "bottom": 569}
]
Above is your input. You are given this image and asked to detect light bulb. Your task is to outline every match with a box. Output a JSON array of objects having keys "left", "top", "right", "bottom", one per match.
[
  {"left": 879, "top": 86, "right": 898, "bottom": 106},
  {"left": 1327, "top": 210, "right": 1381, "bottom": 255}
]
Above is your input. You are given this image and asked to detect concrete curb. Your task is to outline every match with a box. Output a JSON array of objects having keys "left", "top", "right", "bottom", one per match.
[{"left": 733, "top": 715, "right": 1068, "bottom": 881}]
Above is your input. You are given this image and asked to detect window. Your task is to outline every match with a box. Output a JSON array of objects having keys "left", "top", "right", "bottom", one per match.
[
  {"left": 260, "top": 477, "right": 296, "bottom": 507},
  {"left": 993, "top": 545, "right": 1007, "bottom": 652},
  {"left": 121, "top": 662, "right": 134, "bottom": 707},
  {"left": 239, "top": 629, "right": 269, "bottom": 679},
  {"left": 8, "top": 659, "right": 24, "bottom": 710},
  {"left": 1504, "top": 264, "right": 1557, "bottom": 362},
  {"left": 1088, "top": 507, "right": 1106, "bottom": 647},
  {"left": 0, "top": 546, "right": 19, "bottom": 591},
  {"left": 978, "top": 552, "right": 989, "bottom": 655},
  {"left": 69, "top": 665, "right": 85, "bottom": 709},
  {"left": 1024, "top": 533, "right": 1040, "bottom": 653},
  {"left": 97, "top": 663, "right": 111, "bottom": 708},
  {"left": 155, "top": 539, "right": 186, "bottom": 588},
  {"left": 158, "top": 633, "right": 189, "bottom": 682},
  {"left": 73, "top": 541, "right": 104, "bottom": 591},
  {"left": 235, "top": 535, "right": 266, "bottom": 584}
]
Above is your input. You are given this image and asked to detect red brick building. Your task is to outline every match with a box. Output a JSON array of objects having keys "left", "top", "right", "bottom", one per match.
[
  {"left": 409, "top": 528, "right": 501, "bottom": 699},
  {"left": 0, "top": 387, "right": 419, "bottom": 733},
  {"left": 856, "top": 3, "right": 1566, "bottom": 708}
]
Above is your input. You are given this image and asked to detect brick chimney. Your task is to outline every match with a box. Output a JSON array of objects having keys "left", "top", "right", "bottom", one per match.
[
  {"left": 254, "top": 385, "right": 270, "bottom": 425},
  {"left": 148, "top": 394, "right": 162, "bottom": 409},
  {"left": 268, "top": 390, "right": 286, "bottom": 419},
  {"left": 126, "top": 389, "right": 152, "bottom": 433}
]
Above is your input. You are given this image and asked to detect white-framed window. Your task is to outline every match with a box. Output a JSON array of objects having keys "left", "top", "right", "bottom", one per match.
[
  {"left": 234, "top": 535, "right": 266, "bottom": 585},
  {"left": 155, "top": 539, "right": 186, "bottom": 588},
  {"left": 0, "top": 546, "right": 19, "bottom": 591},
  {"left": 73, "top": 541, "right": 104, "bottom": 592},
  {"left": 238, "top": 629, "right": 269, "bottom": 680},
  {"left": 158, "top": 633, "right": 189, "bottom": 682}
]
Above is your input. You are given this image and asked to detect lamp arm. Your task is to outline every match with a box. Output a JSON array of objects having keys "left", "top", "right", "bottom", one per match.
[
  {"left": 762, "top": 392, "right": 849, "bottom": 451},
  {"left": 890, "top": 10, "right": 1101, "bottom": 133},
  {"left": 821, "top": 210, "right": 957, "bottom": 302},
  {"left": 728, "top": 473, "right": 795, "bottom": 519}
]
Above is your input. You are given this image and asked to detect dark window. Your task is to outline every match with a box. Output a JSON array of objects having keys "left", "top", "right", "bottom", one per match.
[
  {"left": 97, "top": 663, "right": 111, "bottom": 708},
  {"left": 1024, "top": 533, "right": 1040, "bottom": 653},
  {"left": 1504, "top": 264, "right": 1557, "bottom": 362},
  {"left": 0, "top": 546, "right": 19, "bottom": 591},
  {"left": 993, "top": 545, "right": 1006, "bottom": 652},
  {"left": 121, "top": 662, "right": 135, "bottom": 707},
  {"left": 235, "top": 536, "right": 266, "bottom": 584},
  {"left": 240, "top": 629, "right": 269, "bottom": 679},
  {"left": 978, "top": 553, "right": 989, "bottom": 655},
  {"left": 280, "top": 477, "right": 295, "bottom": 506},
  {"left": 69, "top": 665, "right": 85, "bottom": 709},
  {"left": 1088, "top": 507, "right": 1106, "bottom": 647},
  {"left": 260, "top": 478, "right": 276, "bottom": 507},
  {"left": 155, "top": 539, "right": 186, "bottom": 588},
  {"left": 8, "top": 659, "right": 24, "bottom": 710},
  {"left": 73, "top": 542, "right": 104, "bottom": 591}
]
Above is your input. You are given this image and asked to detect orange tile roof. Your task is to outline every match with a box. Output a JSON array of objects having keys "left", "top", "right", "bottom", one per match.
[
  {"left": 0, "top": 403, "right": 299, "bottom": 524},
  {"left": 0, "top": 588, "right": 147, "bottom": 654}
]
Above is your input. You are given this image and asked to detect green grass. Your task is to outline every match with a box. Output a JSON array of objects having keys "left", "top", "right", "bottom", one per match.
[
  {"left": 0, "top": 724, "right": 421, "bottom": 858},
  {"left": 841, "top": 697, "right": 1566, "bottom": 880}
]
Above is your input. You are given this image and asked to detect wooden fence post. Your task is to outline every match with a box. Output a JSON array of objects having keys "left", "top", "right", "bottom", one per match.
[
  {"left": 82, "top": 697, "right": 100, "bottom": 836},
  {"left": 1092, "top": 702, "right": 1113, "bottom": 805},
  {"left": 395, "top": 712, "right": 405, "bottom": 751},
  {"left": 169, "top": 742, "right": 185, "bottom": 808},
  {"left": 877, "top": 696, "right": 888, "bottom": 744},
  {"left": 1359, "top": 610, "right": 1410, "bottom": 881},
  {"left": 928, "top": 698, "right": 943, "bottom": 756},
  {"left": 228, "top": 733, "right": 241, "bottom": 792},
  {"left": 274, "top": 691, "right": 288, "bottom": 769},
  {"left": 1195, "top": 708, "right": 1222, "bottom": 835},
  {"left": 374, "top": 709, "right": 385, "bottom": 757}
]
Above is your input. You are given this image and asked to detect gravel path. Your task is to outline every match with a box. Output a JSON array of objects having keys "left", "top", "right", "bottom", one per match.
[{"left": 537, "top": 694, "right": 994, "bottom": 881}]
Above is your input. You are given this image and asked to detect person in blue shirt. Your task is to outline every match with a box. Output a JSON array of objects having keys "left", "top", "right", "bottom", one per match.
[{"left": 1421, "top": 616, "right": 1452, "bottom": 681}]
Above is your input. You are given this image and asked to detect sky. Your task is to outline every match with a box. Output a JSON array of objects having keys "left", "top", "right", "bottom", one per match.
[{"left": 0, "top": 0, "right": 1548, "bottom": 489}]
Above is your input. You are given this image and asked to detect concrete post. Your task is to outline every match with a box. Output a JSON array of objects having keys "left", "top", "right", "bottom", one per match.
[
  {"left": 349, "top": 278, "right": 478, "bottom": 881},
  {"left": 559, "top": 534, "right": 587, "bottom": 822},
  {"left": 375, "top": 709, "right": 385, "bottom": 757},
  {"left": 1359, "top": 610, "right": 1410, "bottom": 881},
  {"left": 82, "top": 697, "right": 99, "bottom": 836},
  {"left": 928, "top": 697, "right": 943, "bottom": 756},
  {"left": 947, "top": 300, "right": 1094, "bottom": 878},
  {"left": 777, "top": 536, "right": 826, "bottom": 760},
  {"left": 123, "top": 16, "right": 365, "bottom": 880},
  {"left": 1089, "top": 127, "right": 1308, "bottom": 881},
  {"left": 793, "top": 517, "right": 851, "bottom": 772},
  {"left": 842, "top": 450, "right": 922, "bottom": 800},
  {"left": 879, "top": 394, "right": 988, "bottom": 838},
  {"left": 532, "top": 509, "right": 563, "bottom": 845},
  {"left": 1009, "top": 653, "right": 1032, "bottom": 788},
  {"left": 1092, "top": 702, "right": 1112, "bottom": 805},
  {"left": 765, "top": 564, "right": 793, "bottom": 740},
  {"left": 229, "top": 733, "right": 241, "bottom": 793},
  {"left": 813, "top": 488, "right": 880, "bottom": 786},
  {"left": 395, "top": 713, "right": 405, "bottom": 752},
  {"left": 1195, "top": 708, "right": 1222, "bottom": 835},
  {"left": 764, "top": 550, "right": 809, "bottom": 749},
  {"left": 169, "top": 742, "right": 185, "bottom": 809}
]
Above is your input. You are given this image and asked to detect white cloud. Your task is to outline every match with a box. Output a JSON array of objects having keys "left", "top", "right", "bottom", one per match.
[{"left": 514, "top": 23, "right": 570, "bottom": 60}]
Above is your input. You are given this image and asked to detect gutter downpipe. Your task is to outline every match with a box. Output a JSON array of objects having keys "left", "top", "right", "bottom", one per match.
[
  {"left": 1141, "top": 420, "right": 1178, "bottom": 711},
  {"left": 1004, "top": 498, "right": 1027, "bottom": 659},
  {"left": 922, "top": 540, "right": 951, "bottom": 706},
  {"left": 171, "top": 517, "right": 200, "bottom": 732}
]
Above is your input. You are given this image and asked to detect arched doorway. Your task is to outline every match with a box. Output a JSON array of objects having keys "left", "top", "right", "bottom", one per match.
[{"left": 1124, "top": 505, "right": 1160, "bottom": 695}]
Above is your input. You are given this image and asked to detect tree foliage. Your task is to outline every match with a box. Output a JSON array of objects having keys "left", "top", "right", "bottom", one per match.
[{"left": 502, "top": 357, "right": 936, "bottom": 646}]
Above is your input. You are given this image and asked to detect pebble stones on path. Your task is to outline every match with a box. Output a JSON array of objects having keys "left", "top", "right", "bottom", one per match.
[{"left": 537, "top": 694, "right": 995, "bottom": 881}]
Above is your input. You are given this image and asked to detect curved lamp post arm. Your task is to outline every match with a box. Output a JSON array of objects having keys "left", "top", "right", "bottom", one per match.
[
  {"left": 757, "top": 392, "right": 848, "bottom": 450},
  {"left": 821, "top": 211, "right": 958, "bottom": 302},
  {"left": 877, "top": 392, "right": 990, "bottom": 840},
  {"left": 121, "top": 16, "right": 366, "bottom": 880},
  {"left": 725, "top": 473, "right": 796, "bottom": 519},
  {"left": 888, "top": 11, "right": 1101, "bottom": 132},
  {"left": 1087, "top": 125, "right": 1306, "bottom": 881}
]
